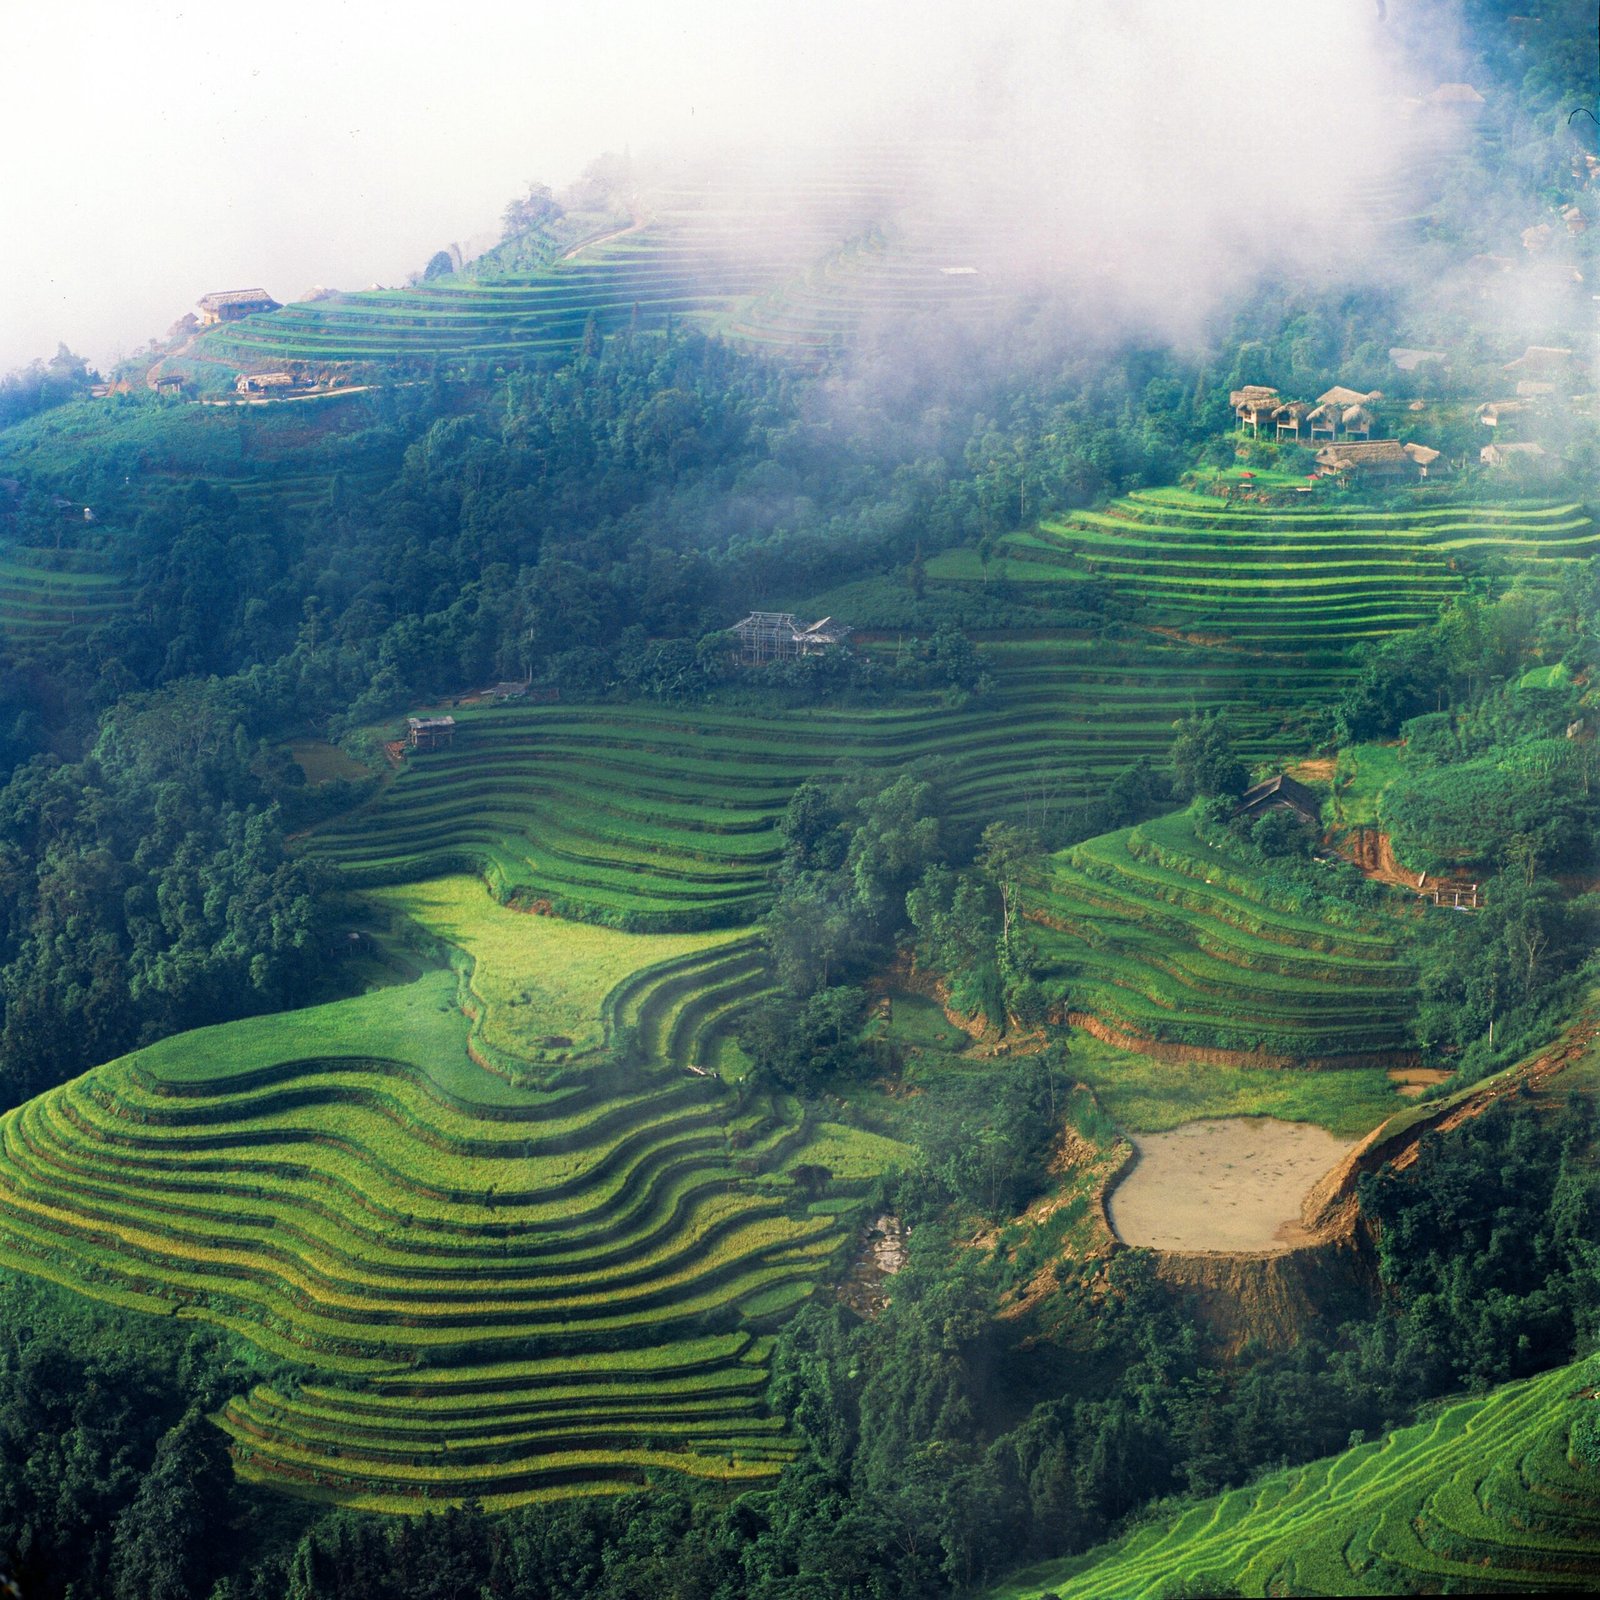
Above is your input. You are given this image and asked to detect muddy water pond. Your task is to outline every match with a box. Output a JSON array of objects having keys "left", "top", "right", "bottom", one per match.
[{"left": 1108, "top": 1118, "right": 1357, "bottom": 1254}]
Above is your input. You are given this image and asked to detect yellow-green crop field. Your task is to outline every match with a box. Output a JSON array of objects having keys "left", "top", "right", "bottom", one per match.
[{"left": 0, "top": 876, "right": 912, "bottom": 1509}]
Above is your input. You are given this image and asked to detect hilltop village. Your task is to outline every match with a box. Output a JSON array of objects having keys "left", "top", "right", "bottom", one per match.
[{"left": 0, "top": 10, "right": 1597, "bottom": 1600}]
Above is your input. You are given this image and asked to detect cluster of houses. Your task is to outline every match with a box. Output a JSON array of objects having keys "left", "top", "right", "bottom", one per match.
[{"left": 1229, "top": 384, "right": 1446, "bottom": 483}]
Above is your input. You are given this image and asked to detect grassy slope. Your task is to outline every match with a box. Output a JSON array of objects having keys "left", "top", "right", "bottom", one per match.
[
  {"left": 990, "top": 1357, "right": 1600, "bottom": 1598},
  {"left": 369, "top": 875, "right": 746, "bottom": 1067}
]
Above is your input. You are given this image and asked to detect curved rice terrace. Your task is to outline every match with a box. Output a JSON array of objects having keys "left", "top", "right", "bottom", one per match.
[
  {"left": 194, "top": 180, "right": 895, "bottom": 372},
  {"left": 0, "top": 544, "right": 131, "bottom": 643},
  {"left": 990, "top": 1355, "right": 1600, "bottom": 1598},
  {"left": 1026, "top": 810, "right": 1418, "bottom": 1064},
  {"left": 967, "top": 492, "right": 1599, "bottom": 650},
  {"left": 303, "top": 643, "right": 1356, "bottom": 927},
  {"left": 0, "top": 882, "right": 911, "bottom": 1510}
]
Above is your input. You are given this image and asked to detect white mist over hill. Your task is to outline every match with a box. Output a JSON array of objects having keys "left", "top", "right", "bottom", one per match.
[{"left": 1, "top": 0, "right": 1437, "bottom": 376}]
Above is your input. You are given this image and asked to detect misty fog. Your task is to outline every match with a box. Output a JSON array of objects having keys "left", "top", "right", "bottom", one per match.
[{"left": 0, "top": 0, "right": 1496, "bottom": 377}]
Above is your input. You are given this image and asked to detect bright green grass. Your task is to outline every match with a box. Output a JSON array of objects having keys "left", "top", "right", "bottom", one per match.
[
  {"left": 1518, "top": 661, "right": 1571, "bottom": 691},
  {"left": 123, "top": 967, "right": 503, "bottom": 1098},
  {"left": 780, "top": 1122, "right": 915, "bottom": 1184},
  {"left": 1332, "top": 741, "right": 1408, "bottom": 829},
  {"left": 987, "top": 1356, "right": 1600, "bottom": 1598},
  {"left": 874, "top": 991, "right": 971, "bottom": 1054},
  {"left": 369, "top": 876, "right": 746, "bottom": 1066},
  {"left": 286, "top": 738, "right": 375, "bottom": 784},
  {"left": 1065, "top": 1034, "right": 1404, "bottom": 1139}
]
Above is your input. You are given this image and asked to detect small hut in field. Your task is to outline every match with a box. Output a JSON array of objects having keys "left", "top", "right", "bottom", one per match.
[
  {"left": 1313, "top": 439, "right": 1441, "bottom": 482},
  {"left": 1271, "top": 400, "right": 1313, "bottom": 441},
  {"left": 406, "top": 715, "right": 456, "bottom": 751},
  {"left": 1229, "top": 385, "right": 1279, "bottom": 435},
  {"left": 198, "top": 289, "right": 281, "bottom": 324}
]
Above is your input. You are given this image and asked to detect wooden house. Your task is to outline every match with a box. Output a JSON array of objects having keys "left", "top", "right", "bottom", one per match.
[
  {"left": 1271, "top": 400, "right": 1312, "bottom": 441},
  {"left": 1228, "top": 385, "right": 1279, "bottom": 435},
  {"left": 236, "top": 371, "right": 296, "bottom": 394},
  {"left": 1235, "top": 774, "right": 1321, "bottom": 828},
  {"left": 406, "top": 715, "right": 456, "bottom": 751},
  {"left": 1389, "top": 347, "right": 1447, "bottom": 373},
  {"left": 1313, "top": 439, "right": 1439, "bottom": 482},
  {"left": 1340, "top": 404, "right": 1375, "bottom": 441},
  {"left": 1504, "top": 345, "right": 1573, "bottom": 381},
  {"left": 198, "top": 289, "right": 281, "bottom": 325},
  {"left": 1480, "top": 441, "right": 1557, "bottom": 474}
]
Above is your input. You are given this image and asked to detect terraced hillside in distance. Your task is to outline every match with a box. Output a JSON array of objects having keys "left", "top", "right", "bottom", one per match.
[
  {"left": 1027, "top": 809, "right": 1418, "bottom": 1065},
  {"left": 725, "top": 211, "right": 1025, "bottom": 357},
  {"left": 305, "top": 642, "right": 1355, "bottom": 927},
  {"left": 0, "top": 880, "right": 911, "bottom": 1510},
  {"left": 965, "top": 491, "right": 1600, "bottom": 650},
  {"left": 0, "top": 542, "right": 130, "bottom": 645},
  {"left": 192, "top": 155, "right": 908, "bottom": 376},
  {"left": 990, "top": 1355, "right": 1600, "bottom": 1599}
]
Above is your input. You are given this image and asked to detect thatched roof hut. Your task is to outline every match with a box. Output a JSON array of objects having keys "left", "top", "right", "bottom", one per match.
[
  {"left": 1229, "top": 385, "right": 1279, "bottom": 434},
  {"left": 197, "top": 289, "right": 280, "bottom": 325},
  {"left": 1504, "top": 345, "right": 1573, "bottom": 376},
  {"left": 1271, "top": 400, "right": 1312, "bottom": 439},
  {"left": 1389, "top": 347, "right": 1446, "bottom": 372},
  {"left": 1314, "top": 439, "right": 1437, "bottom": 481},
  {"left": 1316, "top": 385, "right": 1378, "bottom": 408}
]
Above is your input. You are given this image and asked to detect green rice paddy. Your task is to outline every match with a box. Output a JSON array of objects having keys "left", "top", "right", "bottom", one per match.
[
  {"left": 0, "top": 879, "right": 912, "bottom": 1510},
  {"left": 966, "top": 492, "right": 1598, "bottom": 650},
  {"left": 1027, "top": 810, "right": 1418, "bottom": 1064},
  {"left": 990, "top": 1355, "right": 1600, "bottom": 1598},
  {"left": 304, "top": 641, "right": 1355, "bottom": 928},
  {"left": 0, "top": 545, "right": 130, "bottom": 644}
]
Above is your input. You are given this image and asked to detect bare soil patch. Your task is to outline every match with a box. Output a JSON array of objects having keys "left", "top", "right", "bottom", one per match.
[
  {"left": 1387, "top": 1065, "right": 1451, "bottom": 1098},
  {"left": 1109, "top": 1117, "right": 1357, "bottom": 1254}
]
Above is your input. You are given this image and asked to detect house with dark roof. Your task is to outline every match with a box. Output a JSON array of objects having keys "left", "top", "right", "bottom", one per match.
[{"left": 1235, "top": 774, "right": 1321, "bottom": 828}]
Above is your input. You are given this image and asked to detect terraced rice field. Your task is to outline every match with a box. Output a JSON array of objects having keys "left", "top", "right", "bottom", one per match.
[
  {"left": 0, "top": 545, "right": 130, "bottom": 644},
  {"left": 990, "top": 1355, "right": 1600, "bottom": 1598},
  {"left": 1026, "top": 810, "right": 1417, "bottom": 1063},
  {"left": 197, "top": 170, "right": 895, "bottom": 372},
  {"left": 305, "top": 643, "right": 1354, "bottom": 927},
  {"left": 0, "top": 890, "right": 911, "bottom": 1509},
  {"left": 987, "top": 492, "right": 1600, "bottom": 650}
]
